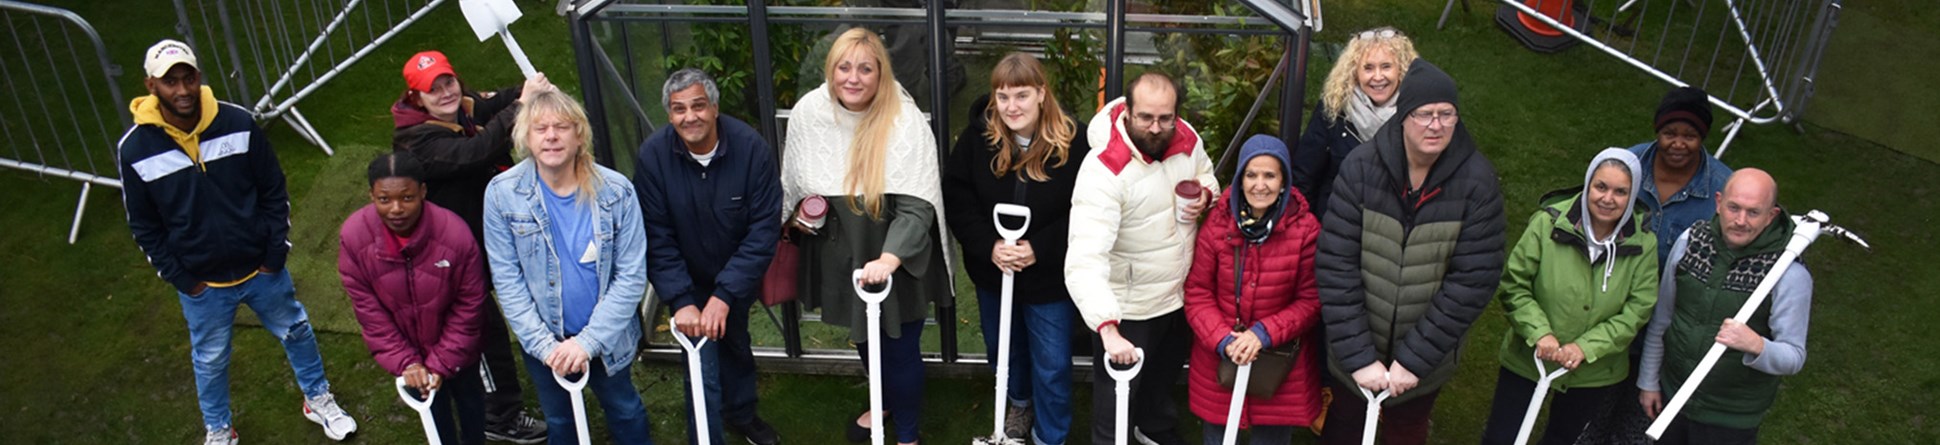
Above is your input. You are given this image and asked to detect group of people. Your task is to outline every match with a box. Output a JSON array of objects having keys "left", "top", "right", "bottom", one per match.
[{"left": 118, "top": 23, "right": 1813, "bottom": 445}]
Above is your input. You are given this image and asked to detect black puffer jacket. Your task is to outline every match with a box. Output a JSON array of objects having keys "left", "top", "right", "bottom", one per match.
[{"left": 1317, "top": 59, "right": 1506, "bottom": 403}]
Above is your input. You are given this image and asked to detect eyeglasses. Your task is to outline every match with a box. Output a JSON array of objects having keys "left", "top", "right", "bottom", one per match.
[
  {"left": 1355, "top": 29, "right": 1400, "bottom": 41},
  {"left": 1130, "top": 113, "right": 1176, "bottom": 130},
  {"left": 1408, "top": 109, "right": 1459, "bottom": 126}
]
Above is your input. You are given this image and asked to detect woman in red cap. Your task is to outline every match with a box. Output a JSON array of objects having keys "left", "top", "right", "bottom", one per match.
[{"left": 391, "top": 49, "right": 555, "bottom": 444}]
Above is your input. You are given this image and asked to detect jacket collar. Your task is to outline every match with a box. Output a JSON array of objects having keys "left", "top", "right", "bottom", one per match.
[
  {"left": 1541, "top": 190, "right": 1645, "bottom": 255},
  {"left": 660, "top": 114, "right": 749, "bottom": 164},
  {"left": 1372, "top": 115, "right": 1478, "bottom": 195},
  {"left": 361, "top": 202, "right": 444, "bottom": 261},
  {"left": 1097, "top": 100, "right": 1200, "bottom": 175},
  {"left": 507, "top": 159, "right": 621, "bottom": 209}
]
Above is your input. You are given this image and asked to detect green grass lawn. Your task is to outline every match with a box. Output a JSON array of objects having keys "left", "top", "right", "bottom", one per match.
[{"left": 3, "top": 0, "right": 1937, "bottom": 444}]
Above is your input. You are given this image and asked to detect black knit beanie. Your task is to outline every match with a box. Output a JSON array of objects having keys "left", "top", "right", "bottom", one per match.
[
  {"left": 1654, "top": 87, "right": 1713, "bottom": 137},
  {"left": 1395, "top": 59, "right": 1459, "bottom": 117}
]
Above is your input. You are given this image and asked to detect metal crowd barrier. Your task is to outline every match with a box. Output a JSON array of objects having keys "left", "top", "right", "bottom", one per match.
[
  {"left": 0, "top": 1, "right": 129, "bottom": 244},
  {"left": 1473, "top": 0, "right": 1842, "bottom": 157},
  {"left": 170, "top": 0, "right": 450, "bottom": 155},
  {"left": 565, "top": 0, "right": 1317, "bottom": 377}
]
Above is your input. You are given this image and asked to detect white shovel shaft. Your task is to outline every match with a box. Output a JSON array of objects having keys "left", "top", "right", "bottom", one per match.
[
  {"left": 1647, "top": 214, "right": 1823, "bottom": 439},
  {"left": 1357, "top": 383, "right": 1392, "bottom": 445},
  {"left": 1222, "top": 362, "right": 1253, "bottom": 445},
  {"left": 989, "top": 204, "right": 1030, "bottom": 441},
  {"left": 854, "top": 270, "right": 891, "bottom": 445},
  {"left": 554, "top": 372, "right": 592, "bottom": 445},
  {"left": 989, "top": 270, "right": 1016, "bottom": 440},
  {"left": 396, "top": 377, "right": 442, "bottom": 445},
  {"left": 676, "top": 334, "right": 712, "bottom": 445},
  {"left": 1514, "top": 351, "right": 1572, "bottom": 445},
  {"left": 498, "top": 30, "right": 537, "bottom": 79}
]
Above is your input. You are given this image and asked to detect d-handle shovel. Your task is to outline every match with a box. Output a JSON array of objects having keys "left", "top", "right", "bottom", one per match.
[
  {"left": 554, "top": 370, "right": 592, "bottom": 445},
  {"left": 396, "top": 377, "right": 443, "bottom": 445},
  {"left": 853, "top": 270, "right": 893, "bottom": 445},
  {"left": 1513, "top": 350, "right": 1572, "bottom": 445},
  {"left": 1220, "top": 360, "right": 1253, "bottom": 445},
  {"left": 1355, "top": 373, "right": 1393, "bottom": 445},
  {"left": 673, "top": 331, "right": 714, "bottom": 445},
  {"left": 1104, "top": 348, "right": 1146, "bottom": 445},
  {"left": 975, "top": 204, "right": 1033, "bottom": 445},
  {"left": 1646, "top": 210, "right": 1870, "bottom": 439}
]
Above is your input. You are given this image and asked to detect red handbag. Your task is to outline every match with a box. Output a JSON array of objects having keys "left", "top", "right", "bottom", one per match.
[{"left": 761, "top": 231, "right": 800, "bottom": 306}]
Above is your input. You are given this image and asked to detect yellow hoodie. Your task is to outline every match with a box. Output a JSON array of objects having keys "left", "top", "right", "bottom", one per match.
[
  {"left": 129, "top": 85, "right": 219, "bottom": 171},
  {"left": 128, "top": 85, "right": 257, "bottom": 287}
]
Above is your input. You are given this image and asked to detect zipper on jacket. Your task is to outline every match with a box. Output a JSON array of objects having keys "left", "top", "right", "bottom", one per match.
[{"left": 404, "top": 251, "right": 418, "bottom": 344}]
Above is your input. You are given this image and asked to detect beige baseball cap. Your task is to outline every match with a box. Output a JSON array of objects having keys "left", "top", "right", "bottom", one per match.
[{"left": 143, "top": 39, "right": 199, "bottom": 78}]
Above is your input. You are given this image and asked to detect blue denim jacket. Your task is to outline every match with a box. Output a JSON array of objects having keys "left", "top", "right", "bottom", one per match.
[
  {"left": 483, "top": 159, "right": 647, "bottom": 375},
  {"left": 1627, "top": 140, "right": 1733, "bottom": 267}
]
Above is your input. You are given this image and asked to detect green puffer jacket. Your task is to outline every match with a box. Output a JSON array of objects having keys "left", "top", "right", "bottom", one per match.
[{"left": 1496, "top": 190, "right": 1659, "bottom": 389}]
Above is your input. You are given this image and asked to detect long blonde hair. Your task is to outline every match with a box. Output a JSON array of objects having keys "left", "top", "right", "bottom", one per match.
[
  {"left": 512, "top": 90, "right": 601, "bottom": 205},
  {"left": 827, "top": 27, "right": 901, "bottom": 218},
  {"left": 1320, "top": 27, "right": 1418, "bottom": 123},
  {"left": 984, "top": 52, "right": 1075, "bottom": 182}
]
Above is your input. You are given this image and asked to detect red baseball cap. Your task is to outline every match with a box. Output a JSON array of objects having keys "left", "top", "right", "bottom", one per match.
[{"left": 402, "top": 50, "right": 457, "bottom": 92}]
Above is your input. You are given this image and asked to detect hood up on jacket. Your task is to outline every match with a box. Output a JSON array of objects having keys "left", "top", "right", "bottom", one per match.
[
  {"left": 1229, "top": 134, "right": 1296, "bottom": 243},
  {"left": 1581, "top": 147, "right": 1645, "bottom": 291}
]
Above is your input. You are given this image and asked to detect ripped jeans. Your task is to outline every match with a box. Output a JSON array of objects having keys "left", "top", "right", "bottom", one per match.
[{"left": 176, "top": 269, "right": 333, "bottom": 430}]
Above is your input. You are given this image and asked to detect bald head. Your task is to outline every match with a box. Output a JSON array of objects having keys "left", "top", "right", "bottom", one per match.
[
  {"left": 1716, "top": 168, "right": 1781, "bottom": 248},
  {"left": 1723, "top": 168, "right": 1779, "bottom": 208}
]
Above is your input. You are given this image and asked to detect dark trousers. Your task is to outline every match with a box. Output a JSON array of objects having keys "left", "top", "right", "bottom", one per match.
[
  {"left": 855, "top": 319, "right": 927, "bottom": 444},
  {"left": 410, "top": 363, "right": 488, "bottom": 445},
  {"left": 1317, "top": 381, "right": 1442, "bottom": 445},
  {"left": 1089, "top": 309, "right": 1192, "bottom": 445},
  {"left": 679, "top": 297, "right": 762, "bottom": 445},
  {"left": 479, "top": 293, "right": 533, "bottom": 425},
  {"left": 1654, "top": 416, "right": 1760, "bottom": 445},
  {"left": 1479, "top": 368, "right": 1616, "bottom": 445},
  {"left": 1200, "top": 424, "right": 1297, "bottom": 445},
  {"left": 1573, "top": 356, "right": 1651, "bottom": 445}
]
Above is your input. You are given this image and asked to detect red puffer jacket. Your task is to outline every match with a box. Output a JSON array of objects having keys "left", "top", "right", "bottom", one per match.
[
  {"left": 1184, "top": 186, "right": 1325, "bottom": 428},
  {"left": 337, "top": 202, "right": 487, "bottom": 377}
]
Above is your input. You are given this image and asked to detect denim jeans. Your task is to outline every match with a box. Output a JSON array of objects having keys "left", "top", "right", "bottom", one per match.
[
  {"left": 678, "top": 297, "right": 762, "bottom": 445},
  {"left": 523, "top": 353, "right": 653, "bottom": 444},
  {"left": 176, "top": 269, "right": 331, "bottom": 430},
  {"left": 976, "top": 288, "right": 1076, "bottom": 445},
  {"left": 408, "top": 363, "right": 487, "bottom": 445}
]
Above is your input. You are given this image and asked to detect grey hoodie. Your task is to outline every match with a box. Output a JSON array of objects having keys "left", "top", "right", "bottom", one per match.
[{"left": 1582, "top": 148, "right": 1645, "bottom": 292}]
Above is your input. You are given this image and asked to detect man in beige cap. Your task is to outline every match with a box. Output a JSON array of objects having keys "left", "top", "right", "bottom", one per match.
[{"left": 117, "top": 39, "right": 358, "bottom": 445}]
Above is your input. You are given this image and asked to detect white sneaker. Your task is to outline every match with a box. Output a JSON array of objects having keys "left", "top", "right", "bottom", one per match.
[
  {"left": 204, "top": 425, "right": 239, "bottom": 445},
  {"left": 302, "top": 393, "right": 358, "bottom": 441}
]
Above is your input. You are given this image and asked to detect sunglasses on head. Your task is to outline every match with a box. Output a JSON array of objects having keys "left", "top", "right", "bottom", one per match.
[{"left": 1355, "top": 29, "right": 1400, "bottom": 41}]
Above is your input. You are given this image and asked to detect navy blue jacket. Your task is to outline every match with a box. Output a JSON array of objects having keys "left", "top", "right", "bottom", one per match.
[
  {"left": 119, "top": 100, "right": 291, "bottom": 294},
  {"left": 633, "top": 114, "right": 783, "bottom": 309},
  {"left": 1291, "top": 100, "right": 1369, "bottom": 220}
]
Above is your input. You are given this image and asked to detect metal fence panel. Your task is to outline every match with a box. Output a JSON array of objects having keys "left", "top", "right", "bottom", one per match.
[
  {"left": 171, "top": 0, "right": 448, "bottom": 155},
  {"left": 1489, "top": 0, "right": 1843, "bottom": 157},
  {"left": 0, "top": 1, "right": 129, "bottom": 244}
]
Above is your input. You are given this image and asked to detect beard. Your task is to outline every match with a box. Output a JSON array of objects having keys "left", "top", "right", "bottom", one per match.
[{"left": 1130, "top": 128, "right": 1173, "bottom": 160}]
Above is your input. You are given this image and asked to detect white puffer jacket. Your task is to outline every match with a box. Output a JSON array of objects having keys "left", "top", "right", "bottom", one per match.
[{"left": 1065, "top": 97, "right": 1219, "bottom": 330}]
